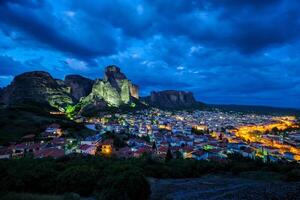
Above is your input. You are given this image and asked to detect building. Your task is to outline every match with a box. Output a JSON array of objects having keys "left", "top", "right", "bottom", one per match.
[{"left": 100, "top": 139, "right": 113, "bottom": 155}]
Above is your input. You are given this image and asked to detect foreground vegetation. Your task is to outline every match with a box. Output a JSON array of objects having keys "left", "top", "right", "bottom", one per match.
[
  {"left": 0, "top": 154, "right": 300, "bottom": 199},
  {"left": 1, "top": 193, "right": 73, "bottom": 200}
]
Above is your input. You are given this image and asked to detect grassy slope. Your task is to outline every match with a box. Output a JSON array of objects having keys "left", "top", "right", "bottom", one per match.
[
  {"left": 0, "top": 104, "right": 96, "bottom": 145},
  {"left": 1, "top": 193, "right": 65, "bottom": 200}
]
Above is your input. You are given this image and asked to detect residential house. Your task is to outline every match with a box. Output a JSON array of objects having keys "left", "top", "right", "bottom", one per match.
[
  {"left": 0, "top": 148, "right": 12, "bottom": 159},
  {"left": 241, "top": 147, "right": 256, "bottom": 159},
  {"left": 77, "top": 144, "right": 97, "bottom": 155},
  {"left": 81, "top": 134, "right": 102, "bottom": 145},
  {"left": 117, "top": 147, "right": 133, "bottom": 158},
  {"left": 192, "top": 150, "right": 208, "bottom": 160},
  {"left": 34, "top": 148, "right": 65, "bottom": 159},
  {"left": 100, "top": 139, "right": 113, "bottom": 155}
]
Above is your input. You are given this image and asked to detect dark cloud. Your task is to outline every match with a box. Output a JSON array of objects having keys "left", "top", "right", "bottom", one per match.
[
  {"left": 0, "top": 1, "right": 118, "bottom": 58},
  {"left": 0, "top": 55, "right": 26, "bottom": 76},
  {"left": 0, "top": 0, "right": 299, "bottom": 108}
]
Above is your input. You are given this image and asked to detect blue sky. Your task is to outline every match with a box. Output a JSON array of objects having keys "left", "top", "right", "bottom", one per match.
[{"left": 0, "top": 0, "right": 299, "bottom": 108}]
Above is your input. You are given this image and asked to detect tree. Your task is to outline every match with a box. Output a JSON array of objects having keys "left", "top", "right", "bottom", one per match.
[
  {"left": 152, "top": 142, "right": 157, "bottom": 151},
  {"left": 191, "top": 127, "right": 205, "bottom": 135},
  {"left": 219, "top": 133, "right": 223, "bottom": 141},
  {"left": 56, "top": 166, "right": 97, "bottom": 196},
  {"left": 175, "top": 151, "right": 183, "bottom": 159},
  {"left": 165, "top": 147, "right": 173, "bottom": 162},
  {"left": 96, "top": 170, "right": 150, "bottom": 200},
  {"left": 272, "top": 127, "right": 279, "bottom": 134}
]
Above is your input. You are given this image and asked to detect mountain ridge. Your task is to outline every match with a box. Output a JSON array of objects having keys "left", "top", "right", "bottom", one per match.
[
  {"left": 0, "top": 66, "right": 202, "bottom": 115},
  {"left": 1, "top": 66, "right": 297, "bottom": 116}
]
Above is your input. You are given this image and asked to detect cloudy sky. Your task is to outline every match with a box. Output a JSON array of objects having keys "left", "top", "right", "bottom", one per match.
[{"left": 0, "top": 0, "right": 299, "bottom": 108}]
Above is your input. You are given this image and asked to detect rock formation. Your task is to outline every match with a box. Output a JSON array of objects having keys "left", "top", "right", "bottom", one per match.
[
  {"left": 130, "top": 84, "right": 139, "bottom": 99},
  {"left": 0, "top": 66, "right": 203, "bottom": 115},
  {"left": 0, "top": 71, "right": 74, "bottom": 109},
  {"left": 64, "top": 75, "right": 94, "bottom": 101},
  {"left": 80, "top": 66, "right": 139, "bottom": 110},
  {"left": 0, "top": 66, "right": 141, "bottom": 115},
  {"left": 143, "top": 90, "right": 199, "bottom": 109},
  {"left": 103, "top": 65, "right": 139, "bottom": 102}
]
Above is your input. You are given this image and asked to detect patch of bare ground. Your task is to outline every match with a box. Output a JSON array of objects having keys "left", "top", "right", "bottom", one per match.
[{"left": 149, "top": 175, "right": 300, "bottom": 200}]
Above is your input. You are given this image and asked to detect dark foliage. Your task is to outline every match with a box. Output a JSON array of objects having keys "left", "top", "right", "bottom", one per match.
[
  {"left": 0, "top": 155, "right": 299, "bottom": 199},
  {"left": 0, "top": 106, "right": 96, "bottom": 145}
]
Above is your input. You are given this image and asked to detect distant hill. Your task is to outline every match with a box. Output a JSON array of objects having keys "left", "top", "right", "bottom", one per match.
[{"left": 207, "top": 104, "right": 300, "bottom": 116}]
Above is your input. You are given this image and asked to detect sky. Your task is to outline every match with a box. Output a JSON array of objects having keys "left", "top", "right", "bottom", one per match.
[{"left": 0, "top": 0, "right": 299, "bottom": 108}]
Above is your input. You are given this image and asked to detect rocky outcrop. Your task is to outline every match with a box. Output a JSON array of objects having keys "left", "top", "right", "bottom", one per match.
[
  {"left": 130, "top": 84, "right": 139, "bottom": 99},
  {"left": 103, "top": 65, "right": 139, "bottom": 101},
  {"left": 80, "top": 66, "right": 139, "bottom": 110},
  {"left": 143, "top": 90, "right": 199, "bottom": 109},
  {"left": 0, "top": 66, "right": 141, "bottom": 115},
  {"left": 0, "top": 66, "right": 205, "bottom": 116},
  {"left": 64, "top": 75, "right": 94, "bottom": 101},
  {"left": 0, "top": 71, "right": 74, "bottom": 109}
]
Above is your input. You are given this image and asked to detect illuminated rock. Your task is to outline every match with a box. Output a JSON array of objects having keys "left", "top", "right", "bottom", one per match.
[
  {"left": 130, "top": 83, "right": 139, "bottom": 99},
  {"left": 89, "top": 79, "right": 122, "bottom": 106},
  {"left": 0, "top": 66, "right": 141, "bottom": 115},
  {"left": 79, "top": 65, "right": 140, "bottom": 112},
  {"left": 104, "top": 65, "right": 127, "bottom": 84}
]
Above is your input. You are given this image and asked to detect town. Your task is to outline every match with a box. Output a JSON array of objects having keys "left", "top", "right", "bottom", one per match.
[{"left": 1, "top": 109, "right": 300, "bottom": 162}]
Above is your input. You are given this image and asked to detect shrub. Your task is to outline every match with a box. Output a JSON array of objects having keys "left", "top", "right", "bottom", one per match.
[
  {"left": 96, "top": 170, "right": 150, "bottom": 200},
  {"left": 56, "top": 166, "right": 98, "bottom": 196},
  {"left": 285, "top": 169, "right": 300, "bottom": 181}
]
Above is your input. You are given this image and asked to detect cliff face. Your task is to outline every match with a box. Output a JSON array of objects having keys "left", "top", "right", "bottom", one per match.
[
  {"left": 0, "top": 66, "right": 203, "bottom": 115},
  {"left": 144, "top": 90, "right": 198, "bottom": 109},
  {"left": 80, "top": 66, "right": 139, "bottom": 111},
  {"left": 0, "top": 66, "right": 141, "bottom": 115},
  {"left": 103, "top": 65, "right": 139, "bottom": 102},
  {"left": 0, "top": 71, "right": 74, "bottom": 109},
  {"left": 130, "top": 84, "right": 139, "bottom": 99},
  {"left": 64, "top": 75, "right": 94, "bottom": 101}
]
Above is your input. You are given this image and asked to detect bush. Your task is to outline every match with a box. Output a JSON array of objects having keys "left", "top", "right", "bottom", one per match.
[
  {"left": 0, "top": 156, "right": 299, "bottom": 198},
  {"left": 96, "top": 170, "right": 150, "bottom": 200},
  {"left": 56, "top": 166, "right": 98, "bottom": 196},
  {"left": 285, "top": 169, "right": 300, "bottom": 181},
  {"left": 1, "top": 193, "right": 62, "bottom": 200}
]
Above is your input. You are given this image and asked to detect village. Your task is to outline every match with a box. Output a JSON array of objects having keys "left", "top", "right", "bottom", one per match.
[{"left": 0, "top": 109, "right": 300, "bottom": 162}]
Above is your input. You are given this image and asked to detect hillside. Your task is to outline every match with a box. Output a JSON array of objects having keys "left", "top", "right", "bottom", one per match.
[{"left": 0, "top": 104, "right": 95, "bottom": 145}]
